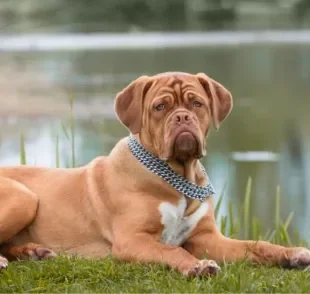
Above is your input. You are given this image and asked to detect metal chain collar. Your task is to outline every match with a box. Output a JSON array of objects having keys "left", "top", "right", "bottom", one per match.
[{"left": 128, "top": 136, "right": 215, "bottom": 202}]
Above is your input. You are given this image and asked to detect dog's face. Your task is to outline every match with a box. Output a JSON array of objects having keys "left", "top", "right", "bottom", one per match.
[{"left": 115, "top": 72, "right": 232, "bottom": 162}]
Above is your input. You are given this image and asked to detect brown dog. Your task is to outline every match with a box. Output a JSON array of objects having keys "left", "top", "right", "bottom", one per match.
[{"left": 0, "top": 72, "right": 309, "bottom": 276}]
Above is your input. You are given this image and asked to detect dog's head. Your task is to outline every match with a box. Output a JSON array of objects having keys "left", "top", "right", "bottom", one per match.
[{"left": 115, "top": 72, "right": 232, "bottom": 163}]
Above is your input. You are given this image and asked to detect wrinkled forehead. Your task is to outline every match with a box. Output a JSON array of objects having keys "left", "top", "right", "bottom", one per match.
[{"left": 148, "top": 72, "right": 205, "bottom": 96}]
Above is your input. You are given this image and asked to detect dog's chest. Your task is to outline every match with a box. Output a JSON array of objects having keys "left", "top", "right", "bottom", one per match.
[{"left": 158, "top": 198, "right": 209, "bottom": 246}]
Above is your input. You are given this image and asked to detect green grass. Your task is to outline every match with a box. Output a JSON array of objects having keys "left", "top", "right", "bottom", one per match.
[
  {"left": 1, "top": 257, "right": 310, "bottom": 293},
  {"left": 1, "top": 103, "right": 307, "bottom": 293}
]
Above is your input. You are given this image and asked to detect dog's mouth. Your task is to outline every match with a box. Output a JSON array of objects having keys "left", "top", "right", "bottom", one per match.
[
  {"left": 162, "top": 126, "right": 202, "bottom": 161},
  {"left": 174, "top": 131, "right": 198, "bottom": 158}
]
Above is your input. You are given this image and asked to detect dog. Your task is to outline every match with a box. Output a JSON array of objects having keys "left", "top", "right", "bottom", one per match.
[{"left": 0, "top": 72, "right": 310, "bottom": 276}]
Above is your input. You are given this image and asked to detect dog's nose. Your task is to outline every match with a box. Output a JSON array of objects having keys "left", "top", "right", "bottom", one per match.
[{"left": 176, "top": 112, "right": 190, "bottom": 124}]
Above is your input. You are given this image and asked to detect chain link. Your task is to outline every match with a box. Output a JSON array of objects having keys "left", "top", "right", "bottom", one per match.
[{"left": 128, "top": 136, "right": 215, "bottom": 202}]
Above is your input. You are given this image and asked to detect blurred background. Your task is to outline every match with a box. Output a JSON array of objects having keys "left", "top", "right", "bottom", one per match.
[{"left": 0, "top": 0, "right": 310, "bottom": 242}]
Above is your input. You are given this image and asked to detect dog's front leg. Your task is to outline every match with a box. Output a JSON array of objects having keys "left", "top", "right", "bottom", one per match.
[
  {"left": 184, "top": 226, "right": 310, "bottom": 269},
  {"left": 111, "top": 221, "right": 220, "bottom": 276}
]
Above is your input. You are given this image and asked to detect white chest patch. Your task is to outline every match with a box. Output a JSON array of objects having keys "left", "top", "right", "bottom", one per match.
[{"left": 158, "top": 197, "right": 209, "bottom": 246}]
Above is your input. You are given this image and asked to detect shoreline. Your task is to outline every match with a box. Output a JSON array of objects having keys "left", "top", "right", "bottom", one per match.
[
  {"left": 1, "top": 30, "right": 310, "bottom": 52},
  {"left": 0, "top": 96, "right": 117, "bottom": 120}
]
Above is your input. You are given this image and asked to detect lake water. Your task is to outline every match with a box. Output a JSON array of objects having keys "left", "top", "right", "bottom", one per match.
[{"left": 1, "top": 33, "right": 310, "bottom": 242}]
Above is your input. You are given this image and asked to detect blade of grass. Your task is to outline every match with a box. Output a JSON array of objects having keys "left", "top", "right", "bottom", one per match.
[
  {"left": 279, "top": 222, "right": 292, "bottom": 246},
  {"left": 55, "top": 134, "right": 60, "bottom": 168},
  {"left": 243, "top": 177, "right": 252, "bottom": 239},
  {"left": 61, "top": 122, "right": 70, "bottom": 140},
  {"left": 252, "top": 216, "right": 262, "bottom": 241},
  {"left": 276, "top": 211, "right": 294, "bottom": 246},
  {"left": 263, "top": 228, "right": 271, "bottom": 241},
  {"left": 214, "top": 182, "right": 227, "bottom": 220},
  {"left": 220, "top": 215, "right": 227, "bottom": 235},
  {"left": 69, "top": 97, "right": 75, "bottom": 168},
  {"left": 283, "top": 211, "right": 294, "bottom": 230},
  {"left": 228, "top": 200, "right": 235, "bottom": 238},
  {"left": 266, "top": 230, "right": 276, "bottom": 243},
  {"left": 275, "top": 185, "right": 281, "bottom": 244},
  {"left": 20, "top": 134, "right": 26, "bottom": 165}
]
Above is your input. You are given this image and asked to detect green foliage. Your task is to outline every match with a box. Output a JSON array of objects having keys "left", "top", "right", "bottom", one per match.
[
  {"left": 243, "top": 177, "right": 252, "bottom": 239},
  {"left": 1, "top": 257, "right": 310, "bottom": 293},
  {"left": 69, "top": 96, "right": 76, "bottom": 168},
  {"left": 19, "top": 134, "right": 26, "bottom": 165},
  {"left": 60, "top": 94, "right": 76, "bottom": 168},
  {"left": 55, "top": 134, "right": 60, "bottom": 168},
  {"left": 214, "top": 177, "right": 306, "bottom": 247},
  {"left": 1, "top": 0, "right": 238, "bottom": 33}
]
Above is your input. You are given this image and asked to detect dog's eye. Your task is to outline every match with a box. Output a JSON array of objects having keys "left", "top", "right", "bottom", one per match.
[
  {"left": 155, "top": 104, "right": 165, "bottom": 111},
  {"left": 193, "top": 101, "right": 202, "bottom": 107}
]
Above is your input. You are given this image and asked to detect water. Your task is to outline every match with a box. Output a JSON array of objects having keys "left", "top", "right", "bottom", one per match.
[{"left": 1, "top": 37, "right": 310, "bottom": 242}]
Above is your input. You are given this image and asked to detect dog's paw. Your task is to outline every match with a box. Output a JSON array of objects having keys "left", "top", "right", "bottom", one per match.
[
  {"left": 289, "top": 248, "right": 310, "bottom": 269},
  {"left": 0, "top": 256, "right": 8, "bottom": 271},
  {"left": 25, "top": 247, "right": 57, "bottom": 261},
  {"left": 186, "top": 259, "right": 220, "bottom": 277}
]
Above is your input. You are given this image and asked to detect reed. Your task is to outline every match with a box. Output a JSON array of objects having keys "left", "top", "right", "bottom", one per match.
[{"left": 215, "top": 177, "right": 306, "bottom": 247}]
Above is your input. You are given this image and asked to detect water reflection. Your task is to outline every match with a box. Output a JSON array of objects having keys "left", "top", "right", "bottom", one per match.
[{"left": 1, "top": 42, "right": 310, "bottom": 242}]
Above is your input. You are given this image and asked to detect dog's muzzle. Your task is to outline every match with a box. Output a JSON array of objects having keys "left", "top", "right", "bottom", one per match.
[{"left": 166, "top": 111, "right": 201, "bottom": 160}]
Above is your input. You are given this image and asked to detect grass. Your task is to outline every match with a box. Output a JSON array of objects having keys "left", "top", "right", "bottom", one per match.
[
  {"left": 1, "top": 257, "right": 310, "bottom": 293},
  {"left": 1, "top": 102, "right": 308, "bottom": 293}
]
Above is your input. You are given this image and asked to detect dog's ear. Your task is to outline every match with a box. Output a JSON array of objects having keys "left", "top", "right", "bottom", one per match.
[
  {"left": 114, "top": 75, "right": 153, "bottom": 134},
  {"left": 196, "top": 73, "right": 233, "bottom": 130}
]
